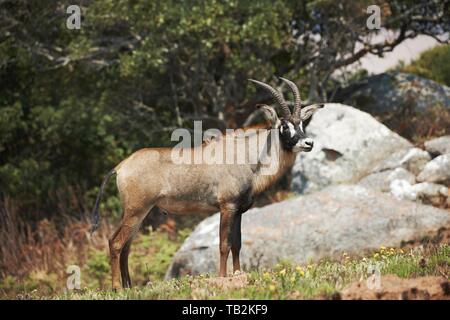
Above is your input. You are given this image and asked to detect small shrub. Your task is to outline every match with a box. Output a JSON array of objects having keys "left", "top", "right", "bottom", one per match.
[
  {"left": 400, "top": 45, "right": 450, "bottom": 87},
  {"left": 379, "top": 103, "right": 450, "bottom": 145}
]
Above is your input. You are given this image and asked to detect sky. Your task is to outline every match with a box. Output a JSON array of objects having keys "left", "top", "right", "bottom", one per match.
[{"left": 356, "top": 34, "right": 441, "bottom": 74}]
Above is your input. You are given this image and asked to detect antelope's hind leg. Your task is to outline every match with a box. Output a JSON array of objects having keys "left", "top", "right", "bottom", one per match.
[
  {"left": 119, "top": 238, "right": 133, "bottom": 288},
  {"left": 109, "top": 205, "right": 152, "bottom": 290}
]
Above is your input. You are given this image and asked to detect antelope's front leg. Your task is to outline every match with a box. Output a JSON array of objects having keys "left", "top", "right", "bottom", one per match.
[
  {"left": 218, "top": 203, "right": 238, "bottom": 277},
  {"left": 231, "top": 213, "right": 242, "bottom": 273}
]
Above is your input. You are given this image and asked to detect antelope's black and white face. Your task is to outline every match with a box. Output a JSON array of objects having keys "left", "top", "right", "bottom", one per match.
[
  {"left": 249, "top": 77, "right": 324, "bottom": 154},
  {"left": 279, "top": 119, "right": 313, "bottom": 152}
]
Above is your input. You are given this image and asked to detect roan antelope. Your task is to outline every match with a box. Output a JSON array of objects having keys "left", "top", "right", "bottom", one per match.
[{"left": 91, "top": 78, "right": 324, "bottom": 290}]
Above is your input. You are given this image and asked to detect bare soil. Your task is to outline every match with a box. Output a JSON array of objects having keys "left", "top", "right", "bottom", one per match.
[
  {"left": 189, "top": 272, "right": 248, "bottom": 299},
  {"left": 198, "top": 272, "right": 249, "bottom": 290},
  {"left": 339, "top": 275, "right": 450, "bottom": 300}
]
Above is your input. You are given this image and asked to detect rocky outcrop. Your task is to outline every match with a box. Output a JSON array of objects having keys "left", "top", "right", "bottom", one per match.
[
  {"left": 417, "top": 154, "right": 450, "bottom": 184},
  {"left": 359, "top": 168, "right": 415, "bottom": 193},
  {"left": 424, "top": 135, "right": 450, "bottom": 156},
  {"left": 166, "top": 185, "right": 450, "bottom": 279},
  {"left": 335, "top": 71, "right": 450, "bottom": 116},
  {"left": 291, "top": 104, "right": 448, "bottom": 205},
  {"left": 371, "top": 147, "right": 431, "bottom": 176},
  {"left": 291, "top": 104, "right": 412, "bottom": 194},
  {"left": 390, "top": 181, "right": 449, "bottom": 206}
]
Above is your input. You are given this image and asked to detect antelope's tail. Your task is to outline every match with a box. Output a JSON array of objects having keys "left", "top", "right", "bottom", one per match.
[{"left": 90, "top": 169, "right": 116, "bottom": 235}]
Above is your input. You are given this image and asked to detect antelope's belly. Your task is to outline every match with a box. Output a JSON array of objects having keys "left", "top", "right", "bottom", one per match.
[{"left": 156, "top": 198, "right": 219, "bottom": 215}]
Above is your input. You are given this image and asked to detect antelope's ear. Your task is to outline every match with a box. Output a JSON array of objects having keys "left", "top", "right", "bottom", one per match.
[
  {"left": 257, "top": 104, "right": 280, "bottom": 128},
  {"left": 300, "top": 103, "right": 324, "bottom": 121}
]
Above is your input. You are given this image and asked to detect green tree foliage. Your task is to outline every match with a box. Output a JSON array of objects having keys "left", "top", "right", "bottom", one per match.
[{"left": 0, "top": 0, "right": 448, "bottom": 219}]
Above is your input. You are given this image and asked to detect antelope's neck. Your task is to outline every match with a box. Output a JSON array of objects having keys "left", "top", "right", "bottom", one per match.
[{"left": 252, "top": 141, "right": 296, "bottom": 195}]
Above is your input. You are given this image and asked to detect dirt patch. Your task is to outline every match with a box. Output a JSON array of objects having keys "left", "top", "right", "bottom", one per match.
[
  {"left": 200, "top": 272, "right": 248, "bottom": 290},
  {"left": 339, "top": 275, "right": 450, "bottom": 300},
  {"left": 190, "top": 272, "right": 247, "bottom": 292},
  {"left": 190, "top": 272, "right": 248, "bottom": 299}
]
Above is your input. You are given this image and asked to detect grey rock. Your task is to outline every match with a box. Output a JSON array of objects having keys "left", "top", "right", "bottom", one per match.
[
  {"left": 389, "top": 179, "right": 418, "bottom": 201},
  {"left": 424, "top": 136, "right": 450, "bottom": 156},
  {"left": 359, "top": 168, "right": 415, "bottom": 193},
  {"left": 371, "top": 148, "right": 431, "bottom": 176},
  {"left": 417, "top": 154, "right": 450, "bottom": 184},
  {"left": 335, "top": 71, "right": 450, "bottom": 116},
  {"left": 413, "top": 182, "right": 448, "bottom": 206},
  {"left": 413, "top": 182, "right": 448, "bottom": 197},
  {"left": 291, "top": 104, "right": 412, "bottom": 194},
  {"left": 166, "top": 185, "right": 450, "bottom": 279},
  {"left": 389, "top": 180, "right": 448, "bottom": 206},
  {"left": 403, "top": 149, "right": 431, "bottom": 175}
]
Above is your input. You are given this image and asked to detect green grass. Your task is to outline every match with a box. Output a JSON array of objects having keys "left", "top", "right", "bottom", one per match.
[{"left": 25, "top": 243, "right": 449, "bottom": 300}]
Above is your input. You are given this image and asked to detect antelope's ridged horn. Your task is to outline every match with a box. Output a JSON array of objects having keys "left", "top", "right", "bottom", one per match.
[
  {"left": 248, "top": 79, "right": 291, "bottom": 118},
  {"left": 279, "top": 77, "right": 302, "bottom": 123}
]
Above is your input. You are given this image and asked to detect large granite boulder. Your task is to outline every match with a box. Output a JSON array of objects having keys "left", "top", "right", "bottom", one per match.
[
  {"left": 291, "top": 104, "right": 412, "bottom": 194},
  {"left": 334, "top": 71, "right": 450, "bottom": 116},
  {"left": 166, "top": 185, "right": 450, "bottom": 279}
]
